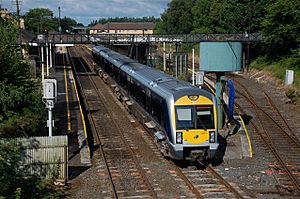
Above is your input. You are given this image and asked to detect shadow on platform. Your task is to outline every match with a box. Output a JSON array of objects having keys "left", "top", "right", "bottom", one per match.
[{"left": 68, "top": 166, "right": 90, "bottom": 180}]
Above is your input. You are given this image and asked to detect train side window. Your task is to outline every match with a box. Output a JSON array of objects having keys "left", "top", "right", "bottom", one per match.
[
  {"left": 145, "top": 89, "right": 151, "bottom": 113},
  {"left": 151, "top": 100, "right": 161, "bottom": 123},
  {"left": 131, "top": 81, "right": 146, "bottom": 107},
  {"left": 140, "top": 88, "right": 146, "bottom": 108},
  {"left": 103, "top": 59, "right": 108, "bottom": 70},
  {"left": 109, "top": 63, "right": 113, "bottom": 76},
  {"left": 120, "top": 71, "right": 126, "bottom": 88},
  {"left": 161, "top": 100, "right": 167, "bottom": 129},
  {"left": 114, "top": 67, "right": 120, "bottom": 83},
  {"left": 151, "top": 93, "right": 163, "bottom": 124}
]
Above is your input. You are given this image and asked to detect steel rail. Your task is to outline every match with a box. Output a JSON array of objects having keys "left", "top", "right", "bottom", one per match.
[
  {"left": 67, "top": 47, "right": 119, "bottom": 199},
  {"left": 205, "top": 75, "right": 300, "bottom": 193},
  {"left": 233, "top": 82, "right": 300, "bottom": 193},
  {"left": 263, "top": 91, "right": 293, "bottom": 133},
  {"left": 234, "top": 81, "right": 300, "bottom": 148},
  {"left": 206, "top": 165, "right": 244, "bottom": 199}
]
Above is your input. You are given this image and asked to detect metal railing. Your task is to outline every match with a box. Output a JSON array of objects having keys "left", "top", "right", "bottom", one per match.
[{"left": 32, "top": 33, "right": 262, "bottom": 45}]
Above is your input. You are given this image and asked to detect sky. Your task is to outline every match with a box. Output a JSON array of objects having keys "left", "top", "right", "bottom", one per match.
[{"left": 1, "top": 0, "right": 171, "bottom": 25}]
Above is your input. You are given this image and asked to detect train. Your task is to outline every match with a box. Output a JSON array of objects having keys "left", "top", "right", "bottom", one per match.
[{"left": 92, "top": 45, "right": 219, "bottom": 161}]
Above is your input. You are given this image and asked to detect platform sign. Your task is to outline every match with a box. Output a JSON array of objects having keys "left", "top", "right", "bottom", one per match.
[
  {"left": 37, "top": 34, "right": 45, "bottom": 41},
  {"left": 195, "top": 71, "right": 204, "bottom": 86},
  {"left": 43, "top": 79, "right": 57, "bottom": 104},
  {"left": 42, "top": 79, "right": 57, "bottom": 137}
]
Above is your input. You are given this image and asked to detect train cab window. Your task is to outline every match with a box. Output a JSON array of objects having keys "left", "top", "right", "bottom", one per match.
[
  {"left": 195, "top": 105, "right": 214, "bottom": 129},
  {"left": 176, "top": 106, "right": 195, "bottom": 129},
  {"left": 176, "top": 105, "right": 215, "bottom": 130}
]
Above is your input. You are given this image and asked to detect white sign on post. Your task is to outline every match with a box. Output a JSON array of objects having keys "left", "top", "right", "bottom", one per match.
[
  {"left": 43, "top": 79, "right": 57, "bottom": 102},
  {"left": 196, "top": 71, "right": 204, "bottom": 86},
  {"left": 43, "top": 79, "right": 57, "bottom": 136}
]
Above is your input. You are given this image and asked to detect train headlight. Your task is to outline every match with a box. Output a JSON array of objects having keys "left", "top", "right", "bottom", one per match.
[
  {"left": 176, "top": 132, "right": 183, "bottom": 144},
  {"left": 209, "top": 131, "right": 215, "bottom": 143}
]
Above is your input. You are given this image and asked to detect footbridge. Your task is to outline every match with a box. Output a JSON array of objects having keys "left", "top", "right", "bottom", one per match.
[{"left": 28, "top": 33, "right": 262, "bottom": 46}]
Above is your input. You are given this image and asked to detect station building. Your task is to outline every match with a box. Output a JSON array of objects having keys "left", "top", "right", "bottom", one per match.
[{"left": 89, "top": 22, "right": 155, "bottom": 35}]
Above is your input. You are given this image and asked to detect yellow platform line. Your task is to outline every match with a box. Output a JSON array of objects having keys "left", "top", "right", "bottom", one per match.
[
  {"left": 70, "top": 68, "right": 90, "bottom": 155},
  {"left": 238, "top": 115, "right": 253, "bottom": 158},
  {"left": 63, "top": 55, "right": 71, "bottom": 131},
  {"left": 204, "top": 81, "right": 253, "bottom": 158}
]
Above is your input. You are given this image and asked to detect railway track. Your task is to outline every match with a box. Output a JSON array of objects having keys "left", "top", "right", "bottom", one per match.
[
  {"left": 68, "top": 45, "right": 252, "bottom": 198},
  {"left": 68, "top": 46, "right": 157, "bottom": 198},
  {"left": 232, "top": 77, "right": 300, "bottom": 195},
  {"left": 170, "top": 162, "right": 249, "bottom": 199}
]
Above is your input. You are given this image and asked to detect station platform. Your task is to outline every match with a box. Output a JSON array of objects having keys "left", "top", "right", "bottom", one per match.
[{"left": 52, "top": 48, "right": 91, "bottom": 179}]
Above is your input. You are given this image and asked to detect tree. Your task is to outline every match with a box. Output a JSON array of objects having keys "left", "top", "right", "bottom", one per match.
[
  {"left": 157, "top": 0, "right": 196, "bottom": 34},
  {"left": 59, "top": 16, "right": 78, "bottom": 33},
  {"left": 191, "top": 0, "right": 213, "bottom": 33},
  {"left": 24, "top": 8, "right": 56, "bottom": 33},
  {"left": 262, "top": 0, "right": 300, "bottom": 56},
  {"left": 191, "top": 0, "right": 271, "bottom": 34},
  {"left": 0, "top": 18, "right": 46, "bottom": 137},
  {"left": 0, "top": 140, "right": 23, "bottom": 197},
  {"left": 158, "top": 0, "right": 272, "bottom": 34}
]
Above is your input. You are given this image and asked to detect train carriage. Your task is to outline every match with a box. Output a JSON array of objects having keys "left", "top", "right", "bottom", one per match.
[{"left": 92, "top": 46, "right": 219, "bottom": 161}]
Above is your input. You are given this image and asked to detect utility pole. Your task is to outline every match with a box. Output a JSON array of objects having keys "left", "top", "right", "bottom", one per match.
[
  {"left": 192, "top": 48, "right": 195, "bottom": 86},
  {"left": 58, "top": 6, "right": 61, "bottom": 32},
  {"left": 41, "top": 45, "right": 45, "bottom": 82},
  {"left": 163, "top": 42, "right": 166, "bottom": 71},
  {"left": 49, "top": 40, "right": 53, "bottom": 68},
  {"left": 12, "top": 0, "right": 22, "bottom": 26},
  {"left": 46, "top": 43, "right": 49, "bottom": 77}
]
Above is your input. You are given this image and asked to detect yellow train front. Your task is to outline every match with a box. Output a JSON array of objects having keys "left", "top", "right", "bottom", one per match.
[{"left": 170, "top": 92, "right": 218, "bottom": 161}]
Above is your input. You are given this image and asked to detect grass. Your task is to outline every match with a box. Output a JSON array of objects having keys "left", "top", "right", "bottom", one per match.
[{"left": 250, "top": 56, "right": 300, "bottom": 103}]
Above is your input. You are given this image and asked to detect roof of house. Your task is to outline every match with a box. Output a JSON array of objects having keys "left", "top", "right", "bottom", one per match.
[
  {"left": 72, "top": 26, "right": 88, "bottom": 30},
  {"left": 90, "top": 22, "right": 155, "bottom": 30}
]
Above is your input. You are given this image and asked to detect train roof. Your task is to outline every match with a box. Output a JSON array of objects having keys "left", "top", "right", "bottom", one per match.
[
  {"left": 93, "top": 45, "right": 214, "bottom": 101},
  {"left": 121, "top": 63, "right": 213, "bottom": 101},
  {"left": 93, "top": 46, "right": 138, "bottom": 67}
]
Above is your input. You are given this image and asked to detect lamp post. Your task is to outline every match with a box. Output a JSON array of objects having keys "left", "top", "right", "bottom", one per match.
[{"left": 58, "top": 6, "right": 61, "bottom": 32}]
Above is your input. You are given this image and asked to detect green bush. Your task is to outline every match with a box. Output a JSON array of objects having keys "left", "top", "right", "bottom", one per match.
[
  {"left": 251, "top": 55, "right": 300, "bottom": 84},
  {"left": 251, "top": 55, "right": 300, "bottom": 103},
  {"left": 0, "top": 19, "right": 46, "bottom": 138}
]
